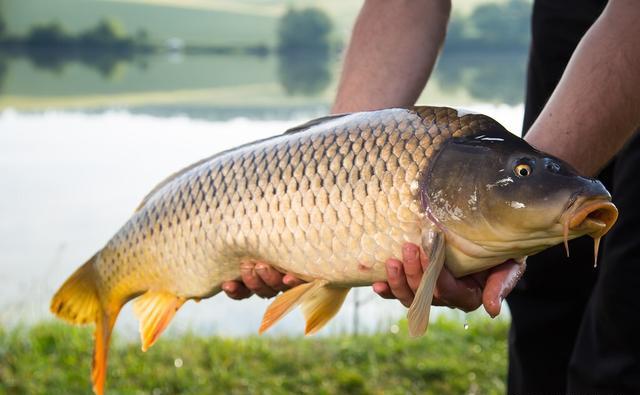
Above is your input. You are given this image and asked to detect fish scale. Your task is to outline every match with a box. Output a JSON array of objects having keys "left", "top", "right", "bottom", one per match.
[{"left": 91, "top": 107, "right": 490, "bottom": 304}]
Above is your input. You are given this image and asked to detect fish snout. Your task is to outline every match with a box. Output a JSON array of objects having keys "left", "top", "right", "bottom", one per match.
[{"left": 568, "top": 199, "right": 618, "bottom": 237}]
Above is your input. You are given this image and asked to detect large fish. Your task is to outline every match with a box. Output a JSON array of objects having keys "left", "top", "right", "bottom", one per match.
[{"left": 51, "top": 107, "right": 617, "bottom": 394}]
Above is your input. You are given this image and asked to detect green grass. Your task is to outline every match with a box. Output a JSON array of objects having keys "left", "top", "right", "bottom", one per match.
[{"left": 0, "top": 317, "right": 508, "bottom": 395}]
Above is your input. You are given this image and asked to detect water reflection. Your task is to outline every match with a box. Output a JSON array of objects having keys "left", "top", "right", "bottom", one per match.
[
  {"left": 20, "top": 48, "right": 142, "bottom": 79},
  {"left": 0, "top": 60, "right": 6, "bottom": 93},
  {"left": 277, "top": 51, "right": 332, "bottom": 97},
  {"left": 0, "top": 49, "right": 528, "bottom": 115},
  {"left": 436, "top": 50, "right": 528, "bottom": 105}
]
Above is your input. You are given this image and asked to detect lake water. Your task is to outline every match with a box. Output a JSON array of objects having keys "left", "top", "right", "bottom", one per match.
[{"left": 0, "top": 50, "right": 526, "bottom": 337}]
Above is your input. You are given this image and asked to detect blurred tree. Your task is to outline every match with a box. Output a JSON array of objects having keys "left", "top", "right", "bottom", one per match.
[
  {"left": 0, "top": 11, "right": 6, "bottom": 38},
  {"left": 26, "top": 22, "right": 70, "bottom": 47},
  {"left": 277, "top": 8, "right": 333, "bottom": 53},
  {"left": 79, "top": 18, "right": 131, "bottom": 48},
  {"left": 470, "top": 0, "right": 531, "bottom": 49},
  {"left": 443, "top": 0, "right": 531, "bottom": 51},
  {"left": 467, "top": 52, "right": 527, "bottom": 105}
]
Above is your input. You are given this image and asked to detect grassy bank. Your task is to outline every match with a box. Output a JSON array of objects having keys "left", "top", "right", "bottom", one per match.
[{"left": 0, "top": 317, "right": 508, "bottom": 394}]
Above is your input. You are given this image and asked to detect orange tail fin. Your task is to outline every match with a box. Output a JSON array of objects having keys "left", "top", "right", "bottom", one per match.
[{"left": 50, "top": 254, "right": 121, "bottom": 395}]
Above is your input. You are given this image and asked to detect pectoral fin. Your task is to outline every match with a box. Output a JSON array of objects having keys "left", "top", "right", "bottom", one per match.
[
  {"left": 301, "top": 287, "right": 350, "bottom": 335},
  {"left": 259, "top": 280, "right": 327, "bottom": 334},
  {"left": 407, "top": 229, "right": 446, "bottom": 337},
  {"left": 133, "top": 291, "right": 185, "bottom": 352}
]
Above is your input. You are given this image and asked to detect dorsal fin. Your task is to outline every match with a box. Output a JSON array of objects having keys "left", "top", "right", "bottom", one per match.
[
  {"left": 283, "top": 113, "right": 350, "bottom": 135},
  {"left": 134, "top": 155, "right": 215, "bottom": 212},
  {"left": 135, "top": 113, "right": 351, "bottom": 213}
]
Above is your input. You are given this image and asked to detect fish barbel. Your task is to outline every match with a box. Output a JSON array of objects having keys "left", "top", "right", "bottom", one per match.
[{"left": 50, "top": 107, "right": 618, "bottom": 394}]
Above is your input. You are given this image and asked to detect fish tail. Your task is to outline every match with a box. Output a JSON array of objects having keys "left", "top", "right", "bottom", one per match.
[
  {"left": 50, "top": 253, "right": 101, "bottom": 326},
  {"left": 50, "top": 253, "right": 121, "bottom": 395}
]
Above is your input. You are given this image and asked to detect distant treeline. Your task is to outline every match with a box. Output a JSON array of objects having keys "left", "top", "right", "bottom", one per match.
[
  {"left": 0, "top": 18, "right": 151, "bottom": 52},
  {"left": 0, "top": 1, "right": 530, "bottom": 54},
  {"left": 0, "top": 2, "right": 531, "bottom": 97}
]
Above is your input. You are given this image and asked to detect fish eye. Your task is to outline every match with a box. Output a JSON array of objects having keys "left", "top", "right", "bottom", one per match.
[{"left": 514, "top": 162, "right": 532, "bottom": 177}]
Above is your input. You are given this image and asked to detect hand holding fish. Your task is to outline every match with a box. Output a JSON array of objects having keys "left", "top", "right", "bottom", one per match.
[{"left": 222, "top": 242, "right": 525, "bottom": 317}]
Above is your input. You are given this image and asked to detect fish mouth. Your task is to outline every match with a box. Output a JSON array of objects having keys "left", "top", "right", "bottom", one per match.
[
  {"left": 562, "top": 197, "right": 618, "bottom": 266},
  {"left": 569, "top": 199, "right": 618, "bottom": 236}
]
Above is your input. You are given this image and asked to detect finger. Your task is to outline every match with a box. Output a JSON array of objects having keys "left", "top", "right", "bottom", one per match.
[
  {"left": 372, "top": 282, "right": 395, "bottom": 299},
  {"left": 282, "top": 274, "right": 306, "bottom": 288},
  {"left": 222, "top": 281, "right": 253, "bottom": 300},
  {"left": 240, "top": 263, "right": 278, "bottom": 298},
  {"left": 434, "top": 266, "right": 483, "bottom": 312},
  {"left": 401, "top": 243, "right": 424, "bottom": 293},
  {"left": 385, "top": 258, "right": 414, "bottom": 307},
  {"left": 482, "top": 258, "right": 527, "bottom": 318},
  {"left": 254, "top": 263, "right": 286, "bottom": 291},
  {"left": 469, "top": 270, "right": 489, "bottom": 289}
]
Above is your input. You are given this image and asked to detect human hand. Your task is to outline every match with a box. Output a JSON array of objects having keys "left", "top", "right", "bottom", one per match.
[
  {"left": 372, "top": 243, "right": 526, "bottom": 317},
  {"left": 221, "top": 261, "right": 305, "bottom": 299}
]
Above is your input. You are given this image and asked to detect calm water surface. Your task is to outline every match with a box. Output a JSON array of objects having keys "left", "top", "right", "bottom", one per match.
[{"left": 0, "top": 51, "right": 525, "bottom": 336}]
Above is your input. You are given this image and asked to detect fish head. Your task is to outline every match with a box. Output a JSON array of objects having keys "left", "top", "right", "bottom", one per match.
[{"left": 422, "top": 124, "right": 618, "bottom": 276}]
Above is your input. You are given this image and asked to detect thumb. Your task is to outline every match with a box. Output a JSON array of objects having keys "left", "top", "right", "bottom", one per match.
[{"left": 482, "top": 258, "right": 526, "bottom": 318}]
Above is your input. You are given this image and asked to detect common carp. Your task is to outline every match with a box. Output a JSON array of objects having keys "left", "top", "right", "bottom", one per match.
[{"left": 50, "top": 107, "right": 618, "bottom": 394}]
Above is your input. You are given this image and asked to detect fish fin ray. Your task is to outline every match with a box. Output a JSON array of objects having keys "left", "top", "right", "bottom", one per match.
[
  {"left": 133, "top": 291, "right": 185, "bottom": 352},
  {"left": 407, "top": 230, "right": 446, "bottom": 337},
  {"left": 50, "top": 253, "right": 100, "bottom": 325},
  {"left": 259, "top": 280, "right": 327, "bottom": 334},
  {"left": 92, "top": 310, "right": 117, "bottom": 395},
  {"left": 301, "top": 287, "right": 350, "bottom": 335},
  {"left": 134, "top": 156, "right": 214, "bottom": 212},
  {"left": 283, "top": 113, "right": 351, "bottom": 135}
]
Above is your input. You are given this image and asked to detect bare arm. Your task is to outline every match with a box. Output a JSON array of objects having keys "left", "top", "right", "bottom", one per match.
[
  {"left": 223, "top": 0, "right": 525, "bottom": 317},
  {"left": 332, "top": 0, "right": 451, "bottom": 113},
  {"left": 526, "top": 0, "right": 640, "bottom": 176}
]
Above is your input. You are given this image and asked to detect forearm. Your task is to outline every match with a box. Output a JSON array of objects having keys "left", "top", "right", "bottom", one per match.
[
  {"left": 332, "top": 0, "right": 451, "bottom": 114},
  {"left": 525, "top": 0, "right": 640, "bottom": 176}
]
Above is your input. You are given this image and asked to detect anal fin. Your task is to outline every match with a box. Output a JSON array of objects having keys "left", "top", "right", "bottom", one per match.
[
  {"left": 407, "top": 229, "right": 446, "bottom": 337},
  {"left": 133, "top": 291, "right": 185, "bottom": 352},
  {"left": 259, "top": 281, "right": 349, "bottom": 335}
]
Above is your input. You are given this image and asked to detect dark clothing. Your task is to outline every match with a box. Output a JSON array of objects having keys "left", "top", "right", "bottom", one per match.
[{"left": 507, "top": 0, "right": 640, "bottom": 394}]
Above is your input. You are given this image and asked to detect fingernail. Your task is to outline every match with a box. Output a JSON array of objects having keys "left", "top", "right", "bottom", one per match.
[
  {"left": 255, "top": 264, "right": 266, "bottom": 273},
  {"left": 390, "top": 264, "right": 399, "bottom": 276},
  {"left": 222, "top": 284, "right": 232, "bottom": 292}
]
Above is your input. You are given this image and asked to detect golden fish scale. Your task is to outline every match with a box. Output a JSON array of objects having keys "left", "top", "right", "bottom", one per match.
[{"left": 94, "top": 107, "right": 494, "bottom": 302}]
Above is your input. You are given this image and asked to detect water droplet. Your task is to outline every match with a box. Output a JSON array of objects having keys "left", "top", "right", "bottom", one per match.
[
  {"left": 464, "top": 321, "right": 469, "bottom": 330},
  {"left": 174, "top": 358, "right": 183, "bottom": 368},
  {"left": 390, "top": 324, "right": 399, "bottom": 334}
]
